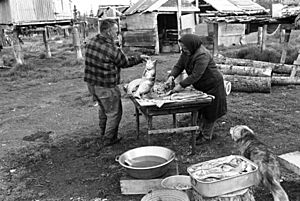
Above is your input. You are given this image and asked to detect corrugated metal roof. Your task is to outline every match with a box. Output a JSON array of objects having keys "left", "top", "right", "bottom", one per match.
[
  {"left": 228, "top": 0, "right": 266, "bottom": 13},
  {"left": 156, "top": 6, "right": 199, "bottom": 12},
  {"left": 0, "top": 0, "right": 72, "bottom": 25},
  {"left": 124, "top": 0, "right": 199, "bottom": 15},
  {"left": 143, "top": 0, "right": 169, "bottom": 13},
  {"left": 203, "top": 0, "right": 243, "bottom": 14},
  {"left": 202, "top": 0, "right": 267, "bottom": 15},
  {"left": 125, "top": 0, "right": 161, "bottom": 15}
]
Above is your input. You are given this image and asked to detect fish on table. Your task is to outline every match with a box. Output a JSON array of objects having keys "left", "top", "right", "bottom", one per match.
[{"left": 124, "top": 59, "right": 210, "bottom": 102}]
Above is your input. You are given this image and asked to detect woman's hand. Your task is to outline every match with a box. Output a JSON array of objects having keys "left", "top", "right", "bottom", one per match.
[
  {"left": 164, "top": 76, "right": 175, "bottom": 90},
  {"left": 172, "top": 84, "right": 184, "bottom": 93}
]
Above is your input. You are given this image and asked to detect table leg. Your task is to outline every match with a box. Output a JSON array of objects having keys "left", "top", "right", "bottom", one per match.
[
  {"left": 147, "top": 115, "right": 153, "bottom": 144},
  {"left": 191, "top": 111, "right": 199, "bottom": 154},
  {"left": 135, "top": 106, "right": 140, "bottom": 139},
  {"left": 172, "top": 113, "right": 177, "bottom": 128}
]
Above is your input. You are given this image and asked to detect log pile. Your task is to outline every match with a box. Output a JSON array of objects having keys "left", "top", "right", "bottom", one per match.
[
  {"left": 222, "top": 74, "right": 271, "bottom": 93},
  {"left": 215, "top": 57, "right": 300, "bottom": 93}
]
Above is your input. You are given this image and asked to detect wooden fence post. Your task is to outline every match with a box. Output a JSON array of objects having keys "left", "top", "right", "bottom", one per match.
[
  {"left": 257, "top": 26, "right": 263, "bottom": 47},
  {"left": 43, "top": 28, "right": 52, "bottom": 58},
  {"left": 154, "top": 14, "right": 160, "bottom": 55},
  {"left": 177, "top": 0, "right": 182, "bottom": 40},
  {"left": 261, "top": 24, "right": 267, "bottom": 52},
  {"left": 64, "top": 28, "right": 70, "bottom": 38},
  {"left": 280, "top": 28, "right": 291, "bottom": 64},
  {"left": 12, "top": 30, "right": 24, "bottom": 65},
  {"left": 0, "top": 28, "right": 4, "bottom": 51},
  {"left": 72, "top": 26, "right": 83, "bottom": 60},
  {"left": 97, "top": 20, "right": 101, "bottom": 34},
  {"left": 213, "top": 23, "right": 218, "bottom": 56},
  {"left": 280, "top": 26, "right": 285, "bottom": 43}
]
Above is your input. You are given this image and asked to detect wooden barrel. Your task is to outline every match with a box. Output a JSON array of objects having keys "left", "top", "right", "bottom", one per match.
[{"left": 193, "top": 188, "right": 255, "bottom": 201}]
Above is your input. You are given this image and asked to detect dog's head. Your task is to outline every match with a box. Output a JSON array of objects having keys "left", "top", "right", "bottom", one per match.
[{"left": 230, "top": 125, "right": 254, "bottom": 141}]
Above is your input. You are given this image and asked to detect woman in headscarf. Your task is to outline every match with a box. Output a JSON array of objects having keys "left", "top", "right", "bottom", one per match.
[{"left": 164, "top": 34, "right": 227, "bottom": 145}]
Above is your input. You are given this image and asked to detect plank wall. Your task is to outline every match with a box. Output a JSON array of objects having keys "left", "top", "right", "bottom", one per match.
[
  {"left": 0, "top": 0, "right": 72, "bottom": 25},
  {"left": 123, "top": 12, "right": 159, "bottom": 54}
]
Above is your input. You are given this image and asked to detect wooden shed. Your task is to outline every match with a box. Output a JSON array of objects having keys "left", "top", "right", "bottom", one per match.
[
  {"left": 122, "top": 0, "right": 199, "bottom": 54},
  {"left": 196, "top": 0, "right": 268, "bottom": 48},
  {"left": 0, "top": 0, "right": 73, "bottom": 25}
]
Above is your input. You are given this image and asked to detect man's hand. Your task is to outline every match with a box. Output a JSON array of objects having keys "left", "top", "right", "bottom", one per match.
[
  {"left": 164, "top": 76, "right": 175, "bottom": 90},
  {"left": 140, "top": 54, "right": 150, "bottom": 62},
  {"left": 172, "top": 84, "right": 184, "bottom": 93}
]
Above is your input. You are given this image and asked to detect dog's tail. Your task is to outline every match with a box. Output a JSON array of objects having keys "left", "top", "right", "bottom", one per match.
[{"left": 264, "top": 171, "right": 289, "bottom": 201}]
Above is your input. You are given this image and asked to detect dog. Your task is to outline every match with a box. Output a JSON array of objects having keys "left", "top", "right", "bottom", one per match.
[{"left": 230, "top": 125, "right": 289, "bottom": 201}]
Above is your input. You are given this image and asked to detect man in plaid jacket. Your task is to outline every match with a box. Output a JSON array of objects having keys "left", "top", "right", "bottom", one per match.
[{"left": 84, "top": 18, "right": 149, "bottom": 146}]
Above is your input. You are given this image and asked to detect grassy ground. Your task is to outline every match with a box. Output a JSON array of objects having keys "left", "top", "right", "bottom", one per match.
[
  {"left": 218, "top": 28, "right": 300, "bottom": 64},
  {"left": 0, "top": 32, "right": 299, "bottom": 201}
]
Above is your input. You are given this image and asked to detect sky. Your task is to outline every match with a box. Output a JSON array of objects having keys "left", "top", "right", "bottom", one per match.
[{"left": 71, "top": 0, "right": 139, "bottom": 15}]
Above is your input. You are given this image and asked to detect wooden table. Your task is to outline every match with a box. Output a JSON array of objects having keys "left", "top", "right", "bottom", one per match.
[{"left": 129, "top": 95, "right": 214, "bottom": 154}]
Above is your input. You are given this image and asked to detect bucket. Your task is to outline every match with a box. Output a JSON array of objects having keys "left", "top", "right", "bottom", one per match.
[{"left": 161, "top": 175, "right": 193, "bottom": 201}]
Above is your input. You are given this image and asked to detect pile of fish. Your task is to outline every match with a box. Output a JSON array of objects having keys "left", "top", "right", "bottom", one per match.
[
  {"left": 124, "top": 58, "right": 212, "bottom": 102},
  {"left": 189, "top": 156, "right": 256, "bottom": 182}
]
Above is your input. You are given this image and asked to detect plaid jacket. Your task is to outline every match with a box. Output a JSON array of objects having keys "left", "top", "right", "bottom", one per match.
[{"left": 84, "top": 34, "right": 143, "bottom": 87}]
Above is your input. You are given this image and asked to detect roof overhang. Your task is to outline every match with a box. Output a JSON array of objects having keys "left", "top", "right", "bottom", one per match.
[
  {"left": 157, "top": 6, "right": 200, "bottom": 12},
  {"left": 201, "top": 0, "right": 268, "bottom": 16}
]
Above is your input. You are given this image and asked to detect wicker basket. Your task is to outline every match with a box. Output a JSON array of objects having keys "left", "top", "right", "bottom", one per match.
[{"left": 141, "top": 189, "right": 190, "bottom": 201}]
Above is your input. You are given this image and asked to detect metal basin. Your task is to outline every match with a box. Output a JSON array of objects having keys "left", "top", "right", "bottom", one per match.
[{"left": 116, "top": 146, "right": 175, "bottom": 179}]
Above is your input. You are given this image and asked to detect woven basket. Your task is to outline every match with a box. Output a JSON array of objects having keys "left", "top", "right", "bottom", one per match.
[{"left": 141, "top": 189, "right": 190, "bottom": 201}]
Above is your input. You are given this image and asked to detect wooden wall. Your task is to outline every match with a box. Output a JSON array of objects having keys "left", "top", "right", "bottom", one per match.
[
  {"left": 0, "top": 0, "right": 72, "bottom": 25},
  {"left": 0, "top": 0, "right": 11, "bottom": 24},
  {"left": 52, "top": 0, "right": 73, "bottom": 20},
  {"left": 181, "top": 14, "right": 196, "bottom": 30},
  {"left": 124, "top": 12, "right": 157, "bottom": 30},
  {"left": 208, "top": 22, "right": 245, "bottom": 47},
  {"left": 123, "top": 12, "right": 196, "bottom": 54},
  {"left": 123, "top": 13, "right": 159, "bottom": 54},
  {"left": 123, "top": 30, "right": 157, "bottom": 47}
]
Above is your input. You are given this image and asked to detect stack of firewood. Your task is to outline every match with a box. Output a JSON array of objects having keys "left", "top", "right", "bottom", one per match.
[{"left": 215, "top": 56, "right": 300, "bottom": 93}]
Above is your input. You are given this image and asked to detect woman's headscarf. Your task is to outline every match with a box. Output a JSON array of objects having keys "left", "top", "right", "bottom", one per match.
[{"left": 179, "top": 34, "right": 202, "bottom": 55}]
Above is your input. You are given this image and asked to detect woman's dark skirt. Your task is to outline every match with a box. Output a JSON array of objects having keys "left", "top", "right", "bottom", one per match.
[{"left": 199, "top": 81, "right": 227, "bottom": 123}]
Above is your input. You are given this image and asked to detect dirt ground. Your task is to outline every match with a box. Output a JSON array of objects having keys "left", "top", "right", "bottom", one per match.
[{"left": 0, "top": 35, "right": 300, "bottom": 201}]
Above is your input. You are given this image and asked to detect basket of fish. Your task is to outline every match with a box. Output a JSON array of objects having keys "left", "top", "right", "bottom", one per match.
[{"left": 187, "top": 155, "right": 259, "bottom": 197}]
